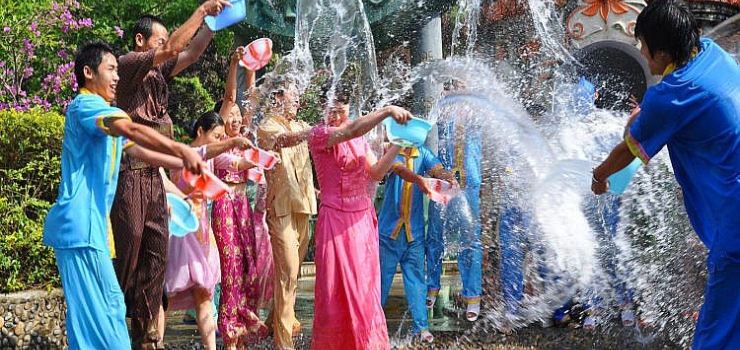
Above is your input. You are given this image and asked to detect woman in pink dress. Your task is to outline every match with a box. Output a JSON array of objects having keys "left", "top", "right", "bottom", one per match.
[
  {"left": 212, "top": 48, "right": 270, "bottom": 349},
  {"left": 309, "top": 83, "right": 412, "bottom": 350},
  {"left": 166, "top": 111, "right": 253, "bottom": 350}
]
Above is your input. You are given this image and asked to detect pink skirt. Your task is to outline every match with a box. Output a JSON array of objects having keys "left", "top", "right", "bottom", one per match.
[
  {"left": 311, "top": 206, "right": 389, "bottom": 350},
  {"left": 165, "top": 222, "right": 221, "bottom": 311}
]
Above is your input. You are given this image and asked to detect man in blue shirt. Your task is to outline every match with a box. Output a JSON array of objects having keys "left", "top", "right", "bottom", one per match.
[
  {"left": 378, "top": 145, "right": 455, "bottom": 343},
  {"left": 592, "top": 1, "right": 740, "bottom": 348},
  {"left": 43, "top": 41, "right": 205, "bottom": 349},
  {"left": 426, "top": 95, "right": 484, "bottom": 321}
]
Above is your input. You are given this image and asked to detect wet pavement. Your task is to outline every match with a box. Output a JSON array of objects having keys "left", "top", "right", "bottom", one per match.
[{"left": 163, "top": 269, "right": 683, "bottom": 350}]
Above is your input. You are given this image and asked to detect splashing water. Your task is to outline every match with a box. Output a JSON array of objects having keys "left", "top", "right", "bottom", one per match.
[{"left": 260, "top": 0, "right": 709, "bottom": 346}]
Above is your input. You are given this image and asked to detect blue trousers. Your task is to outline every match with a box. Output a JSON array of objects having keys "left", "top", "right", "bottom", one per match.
[
  {"left": 426, "top": 185, "right": 482, "bottom": 302},
  {"left": 55, "top": 247, "right": 130, "bottom": 350},
  {"left": 380, "top": 232, "right": 429, "bottom": 333},
  {"left": 499, "top": 205, "right": 531, "bottom": 314},
  {"left": 693, "top": 250, "right": 740, "bottom": 349},
  {"left": 584, "top": 195, "right": 632, "bottom": 309}
]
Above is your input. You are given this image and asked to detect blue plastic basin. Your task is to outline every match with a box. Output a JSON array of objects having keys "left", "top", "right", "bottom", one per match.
[
  {"left": 204, "top": 0, "right": 246, "bottom": 31},
  {"left": 607, "top": 158, "right": 642, "bottom": 195},
  {"left": 382, "top": 117, "right": 433, "bottom": 147},
  {"left": 166, "top": 193, "right": 199, "bottom": 237}
]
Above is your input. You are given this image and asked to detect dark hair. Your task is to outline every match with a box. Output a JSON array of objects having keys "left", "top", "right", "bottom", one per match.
[
  {"left": 74, "top": 41, "right": 116, "bottom": 89},
  {"left": 634, "top": 0, "right": 700, "bottom": 65},
  {"left": 320, "top": 80, "right": 351, "bottom": 106},
  {"left": 189, "top": 111, "right": 224, "bottom": 139},
  {"left": 132, "top": 15, "right": 166, "bottom": 48},
  {"left": 213, "top": 99, "right": 224, "bottom": 114}
]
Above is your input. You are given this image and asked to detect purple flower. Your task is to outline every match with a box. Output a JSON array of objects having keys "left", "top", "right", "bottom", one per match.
[
  {"left": 114, "top": 26, "right": 124, "bottom": 38},
  {"left": 29, "top": 23, "right": 37, "bottom": 32},
  {"left": 57, "top": 50, "right": 69, "bottom": 59},
  {"left": 3, "top": 27, "right": 9, "bottom": 33},
  {"left": 78, "top": 18, "right": 92, "bottom": 28},
  {"left": 0, "top": 61, "right": 4, "bottom": 68},
  {"left": 23, "top": 66, "right": 34, "bottom": 79}
]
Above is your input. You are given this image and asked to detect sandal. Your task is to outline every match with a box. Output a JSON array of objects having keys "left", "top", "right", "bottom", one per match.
[
  {"left": 426, "top": 295, "right": 437, "bottom": 309},
  {"left": 466, "top": 303, "right": 480, "bottom": 322},
  {"left": 621, "top": 310, "right": 636, "bottom": 328},
  {"left": 583, "top": 315, "right": 596, "bottom": 332},
  {"left": 418, "top": 329, "right": 434, "bottom": 343}
]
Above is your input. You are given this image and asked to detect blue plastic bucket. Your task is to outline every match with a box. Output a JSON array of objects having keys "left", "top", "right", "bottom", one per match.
[
  {"left": 382, "top": 117, "right": 433, "bottom": 147},
  {"left": 166, "top": 193, "right": 199, "bottom": 237},
  {"left": 204, "top": 0, "right": 246, "bottom": 31},
  {"left": 607, "top": 158, "right": 642, "bottom": 195}
]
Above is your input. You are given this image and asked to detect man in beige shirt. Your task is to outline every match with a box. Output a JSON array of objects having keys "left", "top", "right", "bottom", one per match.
[{"left": 256, "top": 77, "right": 317, "bottom": 350}]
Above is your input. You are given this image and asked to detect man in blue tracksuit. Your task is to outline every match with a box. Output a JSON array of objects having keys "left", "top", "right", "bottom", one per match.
[
  {"left": 426, "top": 103, "right": 484, "bottom": 321},
  {"left": 378, "top": 145, "right": 454, "bottom": 342}
]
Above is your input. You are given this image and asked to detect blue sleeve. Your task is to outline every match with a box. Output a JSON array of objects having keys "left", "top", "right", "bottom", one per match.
[
  {"left": 420, "top": 146, "right": 442, "bottom": 175},
  {"left": 74, "top": 95, "right": 131, "bottom": 137},
  {"left": 628, "top": 88, "right": 683, "bottom": 162}
]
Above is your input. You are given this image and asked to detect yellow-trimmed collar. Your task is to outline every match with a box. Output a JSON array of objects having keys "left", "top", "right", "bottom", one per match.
[
  {"left": 401, "top": 147, "right": 420, "bottom": 158},
  {"left": 78, "top": 87, "right": 111, "bottom": 106},
  {"left": 662, "top": 46, "right": 699, "bottom": 77}
]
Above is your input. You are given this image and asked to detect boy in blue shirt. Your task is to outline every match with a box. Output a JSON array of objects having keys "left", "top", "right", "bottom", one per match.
[
  {"left": 378, "top": 145, "right": 455, "bottom": 343},
  {"left": 592, "top": 1, "right": 740, "bottom": 348},
  {"left": 43, "top": 41, "right": 205, "bottom": 349}
]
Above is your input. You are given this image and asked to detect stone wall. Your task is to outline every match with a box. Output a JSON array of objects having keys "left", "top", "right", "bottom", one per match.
[{"left": 0, "top": 289, "right": 67, "bottom": 350}]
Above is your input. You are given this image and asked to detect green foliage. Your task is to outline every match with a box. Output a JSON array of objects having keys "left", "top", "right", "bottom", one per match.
[
  {"left": 0, "top": 109, "right": 64, "bottom": 292},
  {"left": 168, "top": 75, "right": 216, "bottom": 127},
  {"left": 296, "top": 70, "right": 329, "bottom": 126}
]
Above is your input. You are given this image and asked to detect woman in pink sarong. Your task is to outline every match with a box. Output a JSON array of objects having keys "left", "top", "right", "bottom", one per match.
[
  {"left": 309, "top": 82, "right": 412, "bottom": 350},
  {"left": 165, "top": 112, "right": 254, "bottom": 350},
  {"left": 212, "top": 48, "right": 270, "bottom": 349}
]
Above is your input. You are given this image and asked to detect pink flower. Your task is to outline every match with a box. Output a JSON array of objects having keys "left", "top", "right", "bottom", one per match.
[
  {"left": 78, "top": 18, "right": 92, "bottom": 28},
  {"left": 3, "top": 27, "right": 9, "bottom": 33},
  {"left": 114, "top": 26, "right": 124, "bottom": 38}
]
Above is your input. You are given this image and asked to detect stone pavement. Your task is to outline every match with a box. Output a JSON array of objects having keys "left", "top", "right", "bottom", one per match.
[{"left": 163, "top": 270, "right": 684, "bottom": 350}]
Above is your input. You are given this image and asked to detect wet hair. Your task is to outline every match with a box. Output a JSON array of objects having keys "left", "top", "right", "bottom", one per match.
[
  {"left": 634, "top": 0, "right": 700, "bottom": 65},
  {"left": 74, "top": 41, "right": 116, "bottom": 89},
  {"left": 132, "top": 15, "right": 166, "bottom": 48},
  {"left": 189, "top": 111, "right": 224, "bottom": 139},
  {"left": 319, "top": 80, "right": 351, "bottom": 106}
]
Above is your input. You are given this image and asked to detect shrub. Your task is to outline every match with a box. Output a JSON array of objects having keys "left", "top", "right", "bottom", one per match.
[
  {"left": 168, "top": 75, "right": 216, "bottom": 127},
  {"left": 0, "top": 109, "right": 64, "bottom": 292}
]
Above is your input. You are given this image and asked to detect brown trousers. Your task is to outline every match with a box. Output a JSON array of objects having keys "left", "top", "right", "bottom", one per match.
[
  {"left": 266, "top": 212, "right": 310, "bottom": 350},
  {"left": 111, "top": 168, "right": 169, "bottom": 348}
]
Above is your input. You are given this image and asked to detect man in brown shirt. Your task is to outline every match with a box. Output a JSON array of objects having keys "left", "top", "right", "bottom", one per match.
[
  {"left": 110, "top": 1, "right": 230, "bottom": 348},
  {"left": 257, "top": 77, "right": 317, "bottom": 350}
]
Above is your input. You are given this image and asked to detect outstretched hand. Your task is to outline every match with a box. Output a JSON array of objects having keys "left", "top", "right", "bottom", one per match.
[
  {"left": 385, "top": 105, "right": 413, "bottom": 125},
  {"left": 231, "top": 137, "right": 254, "bottom": 150},
  {"left": 202, "top": 0, "right": 232, "bottom": 16},
  {"left": 417, "top": 177, "right": 432, "bottom": 195},
  {"left": 232, "top": 46, "right": 246, "bottom": 63},
  {"left": 181, "top": 146, "right": 207, "bottom": 175}
]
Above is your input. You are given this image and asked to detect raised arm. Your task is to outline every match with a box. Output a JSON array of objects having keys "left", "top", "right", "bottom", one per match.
[
  {"left": 219, "top": 47, "right": 254, "bottom": 118},
  {"left": 155, "top": 0, "right": 231, "bottom": 69},
  {"left": 327, "top": 105, "right": 412, "bottom": 148},
  {"left": 110, "top": 119, "right": 205, "bottom": 175}
]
